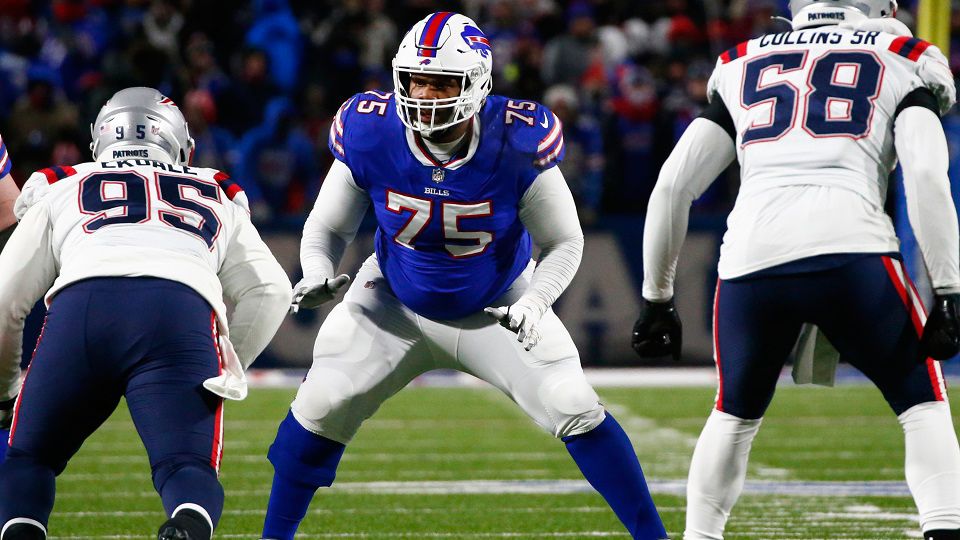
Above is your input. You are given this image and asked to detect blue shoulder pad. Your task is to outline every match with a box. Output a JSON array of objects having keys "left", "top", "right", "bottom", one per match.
[
  {"left": 328, "top": 91, "right": 395, "bottom": 162},
  {"left": 502, "top": 98, "right": 565, "bottom": 171}
]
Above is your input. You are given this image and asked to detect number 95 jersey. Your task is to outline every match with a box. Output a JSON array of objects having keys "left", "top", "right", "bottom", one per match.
[
  {"left": 708, "top": 26, "right": 956, "bottom": 279},
  {"left": 329, "top": 92, "right": 564, "bottom": 320},
  {"left": 17, "top": 161, "right": 255, "bottom": 321}
]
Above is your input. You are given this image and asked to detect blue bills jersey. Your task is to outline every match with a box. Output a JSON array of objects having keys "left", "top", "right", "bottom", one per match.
[
  {"left": 328, "top": 91, "right": 565, "bottom": 320},
  {"left": 0, "top": 133, "right": 11, "bottom": 178}
]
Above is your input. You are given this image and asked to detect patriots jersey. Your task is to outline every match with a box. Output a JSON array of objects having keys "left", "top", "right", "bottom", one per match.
[
  {"left": 329, "top": 92, "right": 565, "bottom": 320},
  {"left": 15, "top": 160, "right": 253, "bottom": 325},
  {"left": 707, "top": 27, "right": 956, "bottom": 278}
]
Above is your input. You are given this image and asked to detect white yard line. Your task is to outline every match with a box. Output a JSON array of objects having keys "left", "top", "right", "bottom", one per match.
[{"left": 53, "top": 479, "right": 914, "bottom": 498}]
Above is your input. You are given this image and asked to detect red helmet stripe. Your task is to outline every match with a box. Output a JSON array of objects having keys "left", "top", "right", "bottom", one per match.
[{"left": 418, "top": 11, "right": 455, "bottom": 57}]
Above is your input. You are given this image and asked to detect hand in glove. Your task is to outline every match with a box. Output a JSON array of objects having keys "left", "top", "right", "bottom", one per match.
[
  {"left": 484, "top": 298, "right": 544, "bottom": 351},
  {"left": 632, "top": 298, "right": 683, "bottom": 361},
  {"left": 921, "top": 293, "right": 960, "bottom": 360},
  {"left": 290, "top": 274, "right": 351, "bottom": 314}
]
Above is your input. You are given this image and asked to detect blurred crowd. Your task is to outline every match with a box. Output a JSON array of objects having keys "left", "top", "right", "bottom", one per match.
[{"left": 0, "top": 0, "right": 955, "bottom": 226}]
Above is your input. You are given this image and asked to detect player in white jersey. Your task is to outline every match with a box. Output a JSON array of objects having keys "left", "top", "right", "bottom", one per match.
[
  {"left": 0, "top": 87, "right": 291, "bottom": 540},
  {"left": 633, "top": 1, "right": 960, "bottom": 538}
]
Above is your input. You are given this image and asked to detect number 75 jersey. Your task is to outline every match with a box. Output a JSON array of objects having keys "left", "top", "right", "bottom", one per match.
[
  {"left": 707, "top": 26, "right": 955, "bottom": 278},
  {"left": 329, "top": 92, "right": 564, "bottom": 320}
]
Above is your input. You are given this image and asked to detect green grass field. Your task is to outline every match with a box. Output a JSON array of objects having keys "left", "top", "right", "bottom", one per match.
[{"left": 48, "top": 383, "right": 958, "bottom": 539}]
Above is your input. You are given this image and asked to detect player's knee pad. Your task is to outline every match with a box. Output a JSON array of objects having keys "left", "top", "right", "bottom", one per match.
[
  {"left": 268, "top": 410, "right": 346, "bottom": 489},
  {"left": 291, "top": 367, "right": 357, "bottom": 426},
  {"left": 538, "top": 374, "right": 605, "bottom": 439}
]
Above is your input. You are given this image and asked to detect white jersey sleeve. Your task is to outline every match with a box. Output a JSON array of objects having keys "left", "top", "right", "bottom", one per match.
[
  {"left": 517, "top": 166, "right": 584, "bottom": 318},
  {"left": 0, "top": 201, "right": 57, "bottom": 400},
  {"left": 706, "top": 27, "right": 957, "bottom": 280}
]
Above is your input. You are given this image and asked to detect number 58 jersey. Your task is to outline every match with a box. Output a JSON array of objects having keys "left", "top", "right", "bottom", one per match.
[
  {"left": 708, "top": 26, "right": 956, "bottom": 279},
  {"left": 17, "top": 160, "right": 261, "bottom": 324}
]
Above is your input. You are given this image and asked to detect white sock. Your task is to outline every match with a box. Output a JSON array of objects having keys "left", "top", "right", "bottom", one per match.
[
  {"left": 899, "top": 401, "right": 960, "bottom": 532},
  {"left": 684, "top": 409, "right": 762, "bottom": 540}
]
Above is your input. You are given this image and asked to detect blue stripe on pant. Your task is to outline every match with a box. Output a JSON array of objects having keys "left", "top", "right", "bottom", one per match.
[
  {"left": 0, "top": 277, "right": 225, "bottom": 531},
  {"left": 714, "top": 254, "right": 945, "bottom": 419}
]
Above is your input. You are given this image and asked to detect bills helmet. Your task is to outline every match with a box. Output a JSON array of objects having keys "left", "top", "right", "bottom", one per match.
[
  {"left": 392, "top": 12, "right": 493, "bottom": 136},
  {"left": 90, "top": 87, "right": 195, "bottom": 165}
]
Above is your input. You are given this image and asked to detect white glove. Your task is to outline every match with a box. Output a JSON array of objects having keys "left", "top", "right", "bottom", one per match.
[
  {"left": 484, "top": 297, "right": 545, "bottom": 351},
  {"left": 203, "top": 335, "right": 248, "bottom": 400},
  {"left": 290, "top": 274, "right": 351, "bottom": 314}
]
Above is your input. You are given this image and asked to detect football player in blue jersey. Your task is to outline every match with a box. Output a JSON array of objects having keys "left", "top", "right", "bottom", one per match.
[
  {"left": 0, "top": 132, "right": 18, "bottom": 248},
  {"left": 260, "top": 12, "right": 668, "bottom": 540}
]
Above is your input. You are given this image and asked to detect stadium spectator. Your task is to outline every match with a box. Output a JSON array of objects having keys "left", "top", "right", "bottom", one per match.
[
  {"left": 5, "top": 68, "right": 78, "bottom": 179},
  {"left": 245, "top": 0, "right": 303, "bottom": 92},
  {"left": 541, "top": 1, "right": 602, "bottom": 87},
  {"left": 234, "top": 97, "right": 319, "bottom": 220},
  {"left": 183, "top": 89, "right": 237, "bottom": 172},
  {"left": 544, "top": 84, "right": 605, "bottom": 225}
]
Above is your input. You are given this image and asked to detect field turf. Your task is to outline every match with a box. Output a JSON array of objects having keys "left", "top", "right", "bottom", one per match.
[{"left": 49, "top": 383, "right": 957, "bottom": 539}]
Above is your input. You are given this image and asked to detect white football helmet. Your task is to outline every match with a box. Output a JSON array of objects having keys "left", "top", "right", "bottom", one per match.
[
  {"left": 392, "top": 12, "right": 493, "bottom": 136},
  {"left": 90, "top": 87, "right": 195, "bottom": 165},
  {"left": 789, "top": 0, "right": 897, "bottom": 29}
]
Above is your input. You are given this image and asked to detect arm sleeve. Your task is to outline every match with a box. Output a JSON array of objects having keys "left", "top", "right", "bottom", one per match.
[
  {"left": 218, "top": 208, "right": 292, "bottom": 369},
  {"left": 642, "top": 117, "right": 737, "bottom": 301},
  {"left": 894, "top": 106, "right": 960, "bottom": 293},
  {"left": 300, "top": 159, "right": 369, "bottom": 278},
  {"left": 517, "top": 166, "right": 583, "bottom": 317},
  {"left": 0, "top": 203, "right": 56, "bottom": 400}
]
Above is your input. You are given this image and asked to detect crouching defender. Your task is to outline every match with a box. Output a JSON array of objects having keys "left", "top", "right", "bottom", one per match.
[
  {"left": 0, "top": 87, "right": 291, "bottom": 539},
  {"left": 634, "top": 1, "right": 960, "bottom": 538},
  {"left": 261, "top": 12, "right": 668, "bottom": 540}
]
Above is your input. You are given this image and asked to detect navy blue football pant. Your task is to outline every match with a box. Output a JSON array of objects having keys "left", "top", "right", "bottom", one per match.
[
  {"left": 0, "top": 278, "right": 225, "bottom": 530},
  {"left": 714, "top": 254, "right": 946, "bottom": 419}
]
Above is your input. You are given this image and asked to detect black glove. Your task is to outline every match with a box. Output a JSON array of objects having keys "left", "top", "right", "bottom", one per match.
[
  {"left": 0, "top": 396, "right": 17, "bottom": 431},
  {"left": 632, "top": 298, "right": 683, "bottom": 361},
  {"left": 921, "top": 293, "right": 960, "bottom": 360}
]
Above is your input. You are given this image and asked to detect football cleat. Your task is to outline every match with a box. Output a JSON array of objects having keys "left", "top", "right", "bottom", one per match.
[
  {"left": 156, "top": 508, "right": 211, "bottom": 540},
  {"left": 0, "top": 522, "right": 45, "bottom": 540}
]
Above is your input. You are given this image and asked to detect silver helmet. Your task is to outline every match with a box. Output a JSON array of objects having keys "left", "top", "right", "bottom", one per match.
[
  {"left": 90, "top": 87, "right": 195, "bottom": 165},
  {"left": 789, "top": 0, "right": 897, "bottom": 20}
]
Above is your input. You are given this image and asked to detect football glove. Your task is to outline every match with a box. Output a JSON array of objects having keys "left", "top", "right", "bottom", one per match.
[
  {"left": 484, "top": 298, "right": 543, "bottom": 351},
  {"left": 290, "top": 274, "right": 351, "bottom": 314},
  {"left": 0, "top": 395, "right": 16, "bottom": 431},
  {"left": 632, "top": 298, "right": 683, "bottom": 361},
  {"left": 921, "top": 293, "right": 960, "bottom": 360}
]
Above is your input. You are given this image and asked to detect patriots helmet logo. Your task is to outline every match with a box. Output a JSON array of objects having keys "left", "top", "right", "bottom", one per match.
[{"left": 460, "top": 25, "right": 491, "bottom": 58}]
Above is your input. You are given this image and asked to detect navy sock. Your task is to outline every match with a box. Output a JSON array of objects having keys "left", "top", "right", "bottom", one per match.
[
  {"left": 0, "top": 449, "right": 55, "bottom": 529},
  {"left": 262, "top": 411, "right": 345, "bottom": 540},
  {"left": 153, "top": 460, "right": 224, "bottom": 528},
  {"left": 564, "top": 414, "right": 667, "bottom": 540}
]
